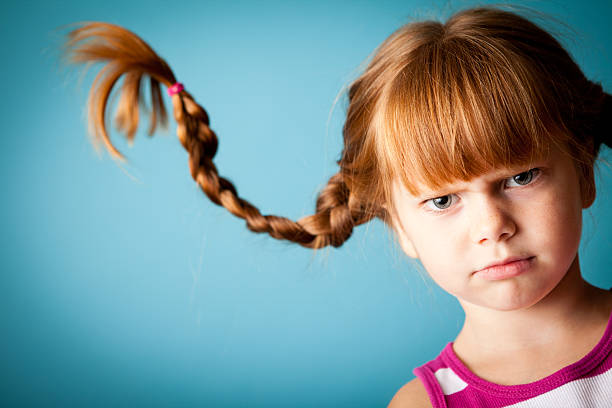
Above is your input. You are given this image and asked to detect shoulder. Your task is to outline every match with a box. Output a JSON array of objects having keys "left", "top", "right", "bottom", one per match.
[{"left": 387, "top": 377, "right": 433, "bottom": 408}]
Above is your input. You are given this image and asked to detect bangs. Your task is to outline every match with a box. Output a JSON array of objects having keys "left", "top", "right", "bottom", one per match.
[{"left": 374, "top": 37, "right": 570, "bottom": 196}]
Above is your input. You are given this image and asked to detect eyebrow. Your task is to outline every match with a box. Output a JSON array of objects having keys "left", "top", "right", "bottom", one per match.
[
  {"left": 414, "top": 165, "right": 539, "bottom": 200},
  {"left": 415, "top": 186, "right": 460, "bottom": 201}
]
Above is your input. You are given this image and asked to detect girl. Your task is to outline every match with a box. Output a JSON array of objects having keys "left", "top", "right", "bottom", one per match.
[{"left": 62, "top": 5, "right": 612, "bottom": 407}]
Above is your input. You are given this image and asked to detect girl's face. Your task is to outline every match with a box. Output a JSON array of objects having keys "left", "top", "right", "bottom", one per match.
[{"left": 390, "top": 143, "right": 585, "bottom": 311}]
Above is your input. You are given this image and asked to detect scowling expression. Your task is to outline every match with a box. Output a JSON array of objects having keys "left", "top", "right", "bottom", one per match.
[{"left": 390, "top": 144, "right": 586, "bottom": 311}]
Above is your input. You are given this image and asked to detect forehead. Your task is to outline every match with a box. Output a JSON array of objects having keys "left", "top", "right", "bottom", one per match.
[
  {"left": 391, "top": 141, "right": 570, "bottom": 200},
  {"left": 402, "top": 165, "right": 529, "bottom": 198},
  {"left": 373, "top": 26, "right": 575, "bottom": 200}
]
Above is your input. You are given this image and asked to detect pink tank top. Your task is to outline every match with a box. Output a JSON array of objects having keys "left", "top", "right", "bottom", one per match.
[{"left": 413, "top": 299, "right": 612, "bottom": 407}]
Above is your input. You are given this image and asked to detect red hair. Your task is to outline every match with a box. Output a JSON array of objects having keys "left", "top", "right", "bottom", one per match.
[{"left": 62, "top": 6, "right": 611, "bottom": 249}]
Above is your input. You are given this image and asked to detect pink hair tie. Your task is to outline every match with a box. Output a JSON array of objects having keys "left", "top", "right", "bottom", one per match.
[{"left": 167, "top": 82, "right": 184, "bottom": 96}]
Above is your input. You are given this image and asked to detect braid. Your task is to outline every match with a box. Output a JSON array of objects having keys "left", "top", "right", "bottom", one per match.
[
  {"left": 63, "top": 22, "right": 373, "bottom": 249},
  {"left": 62, "top": 22, "right": 176, "bottom": 159}
]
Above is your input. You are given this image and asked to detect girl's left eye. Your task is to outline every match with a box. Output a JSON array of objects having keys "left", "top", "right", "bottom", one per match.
[{"left": 505, "top": 168, "right": 540, "bottom": 188}]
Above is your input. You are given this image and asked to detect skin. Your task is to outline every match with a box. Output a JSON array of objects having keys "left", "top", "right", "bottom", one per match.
[{"left": 389, "top": 143, "right": 612, "bottom": 386}]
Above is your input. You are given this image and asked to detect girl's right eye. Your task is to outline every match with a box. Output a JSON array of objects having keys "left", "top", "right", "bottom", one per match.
[{"left": 425, "top": 194, "right": 456, "bottom": 212}]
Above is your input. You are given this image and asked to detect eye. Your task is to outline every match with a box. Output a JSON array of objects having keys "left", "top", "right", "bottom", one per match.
[
  {"left": 505, "top": 168, "right": 540, "bottom": 188},
  {"left": 425, "top": 194, "right": 456, "bottom": 211}
]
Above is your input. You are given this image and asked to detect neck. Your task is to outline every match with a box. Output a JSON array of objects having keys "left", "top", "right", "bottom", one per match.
[{"left": 454, "top": 256, "right": 612, "bottom": 356}]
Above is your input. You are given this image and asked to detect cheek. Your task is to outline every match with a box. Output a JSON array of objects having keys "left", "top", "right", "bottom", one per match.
[
  {"left": 526, "top": 180, "right": 583, "bottom": 264},
  {"left": 551, "top": 196, "right": 582, "bottom": 255},
  {"left": 407, "top": 222, "right": 467, "bottom": 291}
]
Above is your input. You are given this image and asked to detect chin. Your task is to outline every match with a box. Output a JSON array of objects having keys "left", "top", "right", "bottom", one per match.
[
  {"left": 488, "top": 301, "right": 535, "bottom": 312},
  {"left": 496, "top": 292, "right": 550, "bottom": 311},
  {"left": 464, "top": 286, "right": 548, "bottom": 312}
]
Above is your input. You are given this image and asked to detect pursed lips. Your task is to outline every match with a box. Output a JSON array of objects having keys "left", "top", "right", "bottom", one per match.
[{"left": 474, "top": 256, "right": 535, "bottom": 274}]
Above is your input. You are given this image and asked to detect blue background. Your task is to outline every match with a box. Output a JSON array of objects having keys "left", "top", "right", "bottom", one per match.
[{"left": 2, "top": 0, "right": 611, "bottom": 406}]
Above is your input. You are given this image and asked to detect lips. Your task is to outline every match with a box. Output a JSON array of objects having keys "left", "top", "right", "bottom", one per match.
[
  {"left": 478, "top": 256, "right": 532, "bottom": 272},
  {"left": 474, "top": 256, "right": 535, "bottom": 281}
]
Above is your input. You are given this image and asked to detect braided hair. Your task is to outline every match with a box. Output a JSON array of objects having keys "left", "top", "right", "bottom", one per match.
[
  {"left": 62, "top": 22, "right": 374, "bottom": 250},
  {"left": 62, "top": 7, "right": 611, "bottom": 251}
]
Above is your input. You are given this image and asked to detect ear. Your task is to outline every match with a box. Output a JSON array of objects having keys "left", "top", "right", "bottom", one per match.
[
  {"left": 384, "top": 184, "right": 420, "bottom": 259},
  {"left": 396, "top": 227, "right": 419, "bottom": 259},
  {"left": 581, "top": 170, "right": 596, "bottom": 209},
  {"left": 388, "top": 212, "right": 418, "bottom": 259}
]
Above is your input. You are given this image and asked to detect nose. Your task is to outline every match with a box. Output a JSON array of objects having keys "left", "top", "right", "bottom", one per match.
[{"left": 468, "top": 196, "right": 516, "bottom": 245}]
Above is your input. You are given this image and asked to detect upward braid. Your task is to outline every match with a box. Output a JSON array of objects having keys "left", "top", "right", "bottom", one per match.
[{"left": 63, "top": 22, "right": 374, "bottom": 249}]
